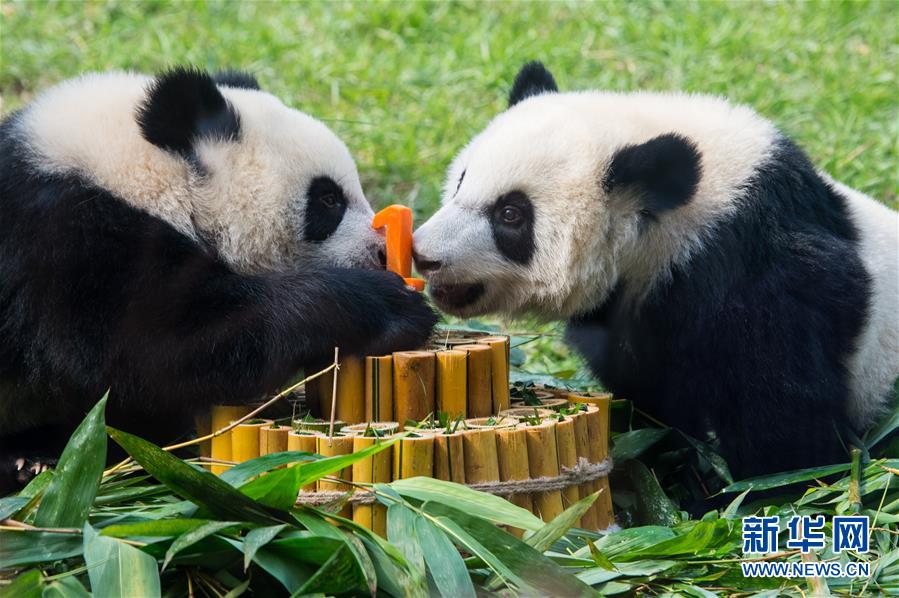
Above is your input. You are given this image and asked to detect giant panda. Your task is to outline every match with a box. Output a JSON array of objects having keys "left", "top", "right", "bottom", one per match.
[
  {"left": 0, "top": 67, "right": 436, "bottom": 489},
  {"left": 413, "top": 62, "right": 898, "bottom": 479}
]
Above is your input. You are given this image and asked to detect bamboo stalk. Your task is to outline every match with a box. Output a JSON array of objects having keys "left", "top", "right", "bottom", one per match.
[
  {"left": 231, "top": 420, "right": 271, "bottom": 463},
  {"left": 335, "top": 355, "right": 366, "bottom": 424},
  {"left": 436, "top": 350, "right": 468, "bottom": 419},
  {"left": 571, "top": 408, "right": 596, "bottom": 529},
  {"left": 287, "top": 431, "right": 318, "bottom": 491},
  {"left": 210, "top": 405, "right": 250, "bottom": 474},
  {"left": 393, "top": 351, "right": 436, "bottom": 423},
  {"left": 525, "top": 420, "right": 564, "bottom": 521},
  {"left": 392, "top": 434, "right": 434, "bottom": 479},
  {"left": 352, "top": 435, "right": 393, "bottom": 536},
  {"left": 478, "top": 336, "right": 511, "bottom": 413},
  {"left": 583, "top": 397, "right": 614, "bottom": 529},
  {"left": 259, "top": 423, "right": 289, "bottom": 456},
  {"left": 456, "top": 344, "right": 493, "bottom": 418},
  {"left": 538, "top": 398, "right": 570, "bottom": 411},
  {"left": 307, "top": 366, "right": 336, "bottom": 419},
  {"left": 464, "top": 416, "right": 517, "bottom": 430},
  {"left": 316, "top": 434, "right": 354, "bottom": 518},
  {"left": 461, "top": 428, "right": 500, "bottom": 484},
  {"left": 554, "top": 417, "right": 581, "bottom": 510},
  {"left": 342, "top": 422, "right": 400, "bottom": 436},
  {"left": 365, "top": 356, "right": 394, "bottom": 422},
  {"left": 294, "top": 418, "right": 345, "bottom": 434},
  {"left": 434, "top": 431, "right": 466, "bottom": 483},
  {"left": 496, "top": 424, "right": 533, "bottom": 536}
]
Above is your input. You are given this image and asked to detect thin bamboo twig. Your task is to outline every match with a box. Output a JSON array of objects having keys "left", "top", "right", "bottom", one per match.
[{"left": 327, "top": 347, "right": 340, "bottom": 446}]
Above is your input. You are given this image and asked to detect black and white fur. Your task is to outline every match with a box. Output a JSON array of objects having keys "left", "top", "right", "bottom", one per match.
[
  {"left": 0, "top": 68, "right": 436, "bottom": 489},
  {"left": 414, "top": 62, "right": 897, "bottom": 478}
]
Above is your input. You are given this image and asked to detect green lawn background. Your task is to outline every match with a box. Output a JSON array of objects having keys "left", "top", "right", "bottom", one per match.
[{"left": 2, "top": 0, "right": 896, "bottom": 219}]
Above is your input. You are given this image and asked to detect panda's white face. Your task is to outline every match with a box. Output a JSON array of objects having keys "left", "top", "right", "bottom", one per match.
[
  {"left": 414, "top": 64, "right": 777, "bottom": 319},
  {"left": 414, "top": 98, "right": 625, "bottom": 319},
  {"left": 17, "top": 70, "right": 382, "bottom": 274},
  {"left": 195, "top": 86, "right": 381, "bottom": 272}
]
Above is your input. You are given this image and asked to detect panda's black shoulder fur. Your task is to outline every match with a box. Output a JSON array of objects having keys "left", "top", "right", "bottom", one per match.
[
  {"left": 0, "top": 115, "right": 435, "bottom": 488},
  {"left": 567, "top": 135, "right": 870, "bottom": 479}
]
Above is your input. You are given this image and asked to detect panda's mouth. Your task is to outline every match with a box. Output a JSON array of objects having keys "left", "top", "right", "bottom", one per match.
[{"left": 429, "top": 282, "right": 486, "bottom": 311}]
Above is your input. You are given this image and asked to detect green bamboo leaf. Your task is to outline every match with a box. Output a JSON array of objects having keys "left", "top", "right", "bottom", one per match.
[
  {"left": 83, "top": 524, "right": 161, "bottom": 598},
  {"left": 356, "top": 533, "right": 426, "bottom": 598},
  {"left": 390, "top": 477, "right": 543, "bottom": 531},
  {"left": 35, "top": 394, "right": 108, "bottom": 528},
  {"left": 292, "top": 437, "right": 397, "bottom": 487},
  {"left": 0, "top": 496, "right": 29, "bottom": 520},
  {"left": 42, "top": 575, "right": 91, "bottom": 597},
  {"left": 0, "top": 531, "right": 83, "bottom": 567},
  {"left": 5, "top": 569, "right": 43, "bottom": 598},
  {"left": 627, "top": 520, "right": 735, "bottom": 560},
  {"left": 611, "top": 428, "right": 668, "bottom": 462},
  {"left": 526, "top": 493, "right": 597, "bottom": 553},
  {"left": 244, "top": 524, "right": 287, "bottom": 570},
  {"left": 107, "top": 426, "right": 288, "bottom": 525},
  {"left": 387, "top": 503, "right": 427, "bottom": 590},
  {"left": 723, "top": 462, "right": 851, "bottom": 493},
  {"left": 627, "top": 460, "right": 679, "bottom": 526},
  {"left": 722, "top": 489, "right": 751, "bottom": 519},
  {"left": 415, "top": 515, "right": 476, "bottom": 598},
  {"left": 101, "top": 519, "right": 219, "bottom": 538},
  {"left": 293, "top": 544, "right": 364, "bottom": 596},
  {"left": 239, "top": 465, "right": 304, "bottom": 510},
  {"left": 423, "top": 501, "right": 595, "bottom": 597},
  {"left": 163, "top": 520, "right": 238, "bottom": 570},
  {"left": 220, "top": 451, "right": 319, "bottom": 487},
  {"left": 680, "top": 431, "right": 734, "bottom": 484},
  {"left": 575, "top": 526, "right": 676, "bottom": 560},
  {"left": 864, "top": 391, "right": 898, "bottom": 449}
]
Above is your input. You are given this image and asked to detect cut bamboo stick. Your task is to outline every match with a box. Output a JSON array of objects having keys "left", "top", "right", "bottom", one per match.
[
  {"left": 335, "top": 355, "right": 366, "bottom": 424},
  {"left": 525, "top": 419, "right": 564, "bottom": 521},
  {"left": 496, "top": 424, "right": 533, "bottom": 536},
  {"left": 210, "top": 405, "right": 250, "bottom": 474},
  {"left": 352, "top": 435, "right": 393, "bottom": 536},
  {"left": 555, "top": 417, "right": 581, "bottom": 510},
  {"left": 434, "top": 431, "right": 466, "bottom": 483},
  {"left": 456, "top": 344, "right": 493, "bottom": 418},
  {"left": 294, "top": 418, "right": 345, "bottom": 434},
  {"left": 392, "top": 434, "right": 434, "bottom": 479},
  {"left": 571, "top": 408, "right": 596, "bottom": 529},
  {"left": 342, "top": 422, "right": 400, "bottom": 436},
  {"left": 584, "top": 397, "right": 614, "bottom": 529},
  {"left": 478, "top": 336, "right": 511, "bottom": 413},
  {"left": 393, "top": 351, "right": 436, "bottom": 423},
  {"left": 231, "top": 419, "right": 270, "bottom": 463},
  {"left": 316, "top": 434, "right": 354, "bottom": 517},
  {"left": 287, "top": 431, "right": 318, "bottom": 491},
  {"left": 464, "top": 416, "right": 517, "bottom": 430},
  {"left": 461, "top": 428, "right": 500, "bottom": 484},
  {"left": 259, "top": 424, "right": 289, "bottom": 455},
  {"left": 365, "top": 356, "right": 394, "bottom": 422},
  {"left": 539, "top": 398, "right": 570, "bottom": 411},
  {"left": 436, "top": 350, "right": 468, "bottom": 419}
]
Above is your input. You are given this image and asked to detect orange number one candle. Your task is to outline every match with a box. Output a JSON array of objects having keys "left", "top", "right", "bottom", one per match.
[{"left": 372, "top": 205, "right": 425, "bottom": 291}]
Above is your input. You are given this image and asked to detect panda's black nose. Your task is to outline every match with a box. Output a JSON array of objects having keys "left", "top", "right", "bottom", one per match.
[{"left": 413, "top": 250, "right": 442, "bottom": 275}]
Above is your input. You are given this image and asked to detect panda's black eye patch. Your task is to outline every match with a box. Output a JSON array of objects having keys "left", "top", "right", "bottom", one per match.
[
  {"left": 304, "top": 176, "right": 348, "bottom": 242},
  {"left": 489, "top": 191, "right": 535, "bottom": 265}
]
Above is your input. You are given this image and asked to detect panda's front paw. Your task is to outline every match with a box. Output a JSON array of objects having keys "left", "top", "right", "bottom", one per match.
[
  {"left": 359, "top": 271, "right": 438, "bottom": 355},
  {"left": 0, "top": 454, "right": 57, "bottom": 493}
]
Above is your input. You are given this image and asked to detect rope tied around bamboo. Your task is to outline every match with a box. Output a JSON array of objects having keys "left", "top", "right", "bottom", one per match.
[{"left": 294, "top": 456, "right": 613, "bottom": 506}]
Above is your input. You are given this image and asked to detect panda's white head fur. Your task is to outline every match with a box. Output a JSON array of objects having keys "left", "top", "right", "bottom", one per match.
[
  {"left": 16, "top": 67, "right": 382, "bottom": 273},
  {"left": 414, "top": 62, "right": 777, "bottom": 319}
]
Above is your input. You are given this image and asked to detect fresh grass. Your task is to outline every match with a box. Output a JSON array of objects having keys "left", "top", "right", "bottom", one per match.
[{"left": 2, "top": 0, "right": 896, "bottom": 218}]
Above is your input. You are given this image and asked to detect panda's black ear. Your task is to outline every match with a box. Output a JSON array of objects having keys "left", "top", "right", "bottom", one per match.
[
  {"left": 137, "top": 66, "right": 241, "bottom": 157},
  {"left": 509, "top": 61, "right": 558, "bottom": 107},
  {"left": 213, "top": 69, "right": 260, "bottom": 90},
  {"left": 604, "top": 133, "right": 703, "bottom": 214}
]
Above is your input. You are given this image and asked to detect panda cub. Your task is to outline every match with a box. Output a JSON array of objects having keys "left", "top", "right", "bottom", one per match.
[
  {"left": 414, "top": 62, "right": 898, "bottom": 479},
  {"left": 0, "top": 68, "right": 435, "bottom": 488}
]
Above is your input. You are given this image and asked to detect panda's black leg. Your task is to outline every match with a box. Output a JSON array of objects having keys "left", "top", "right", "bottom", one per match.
[{"left": 0, "top": 425, "right": 69, "bottom": 495}]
